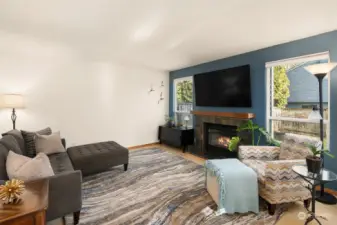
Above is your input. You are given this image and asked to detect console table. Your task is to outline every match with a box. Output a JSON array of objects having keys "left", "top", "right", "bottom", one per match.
[
  {"left": 0, "top": 179, "right": 49, "bottom": 225},
  {"left": 158, "top": 126, "right": 194, "bottom": 152}
]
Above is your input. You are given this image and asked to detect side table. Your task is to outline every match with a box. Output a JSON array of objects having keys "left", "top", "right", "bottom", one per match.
[
  {"left": 0, "top": 179, "right": 49, "bottom": 225},
  {"left": 292, "top": 165, "right": 337, "bottom": 225}
]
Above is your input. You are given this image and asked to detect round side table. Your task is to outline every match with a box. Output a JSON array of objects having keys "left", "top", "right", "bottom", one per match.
[{"left": 292, "top": 165, "right": 337, "bottom": 225}]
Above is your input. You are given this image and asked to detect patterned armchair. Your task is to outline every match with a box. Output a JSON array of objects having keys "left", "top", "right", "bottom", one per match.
[{"left": 238, "top": 133, "right": 322, "bottom": 215}]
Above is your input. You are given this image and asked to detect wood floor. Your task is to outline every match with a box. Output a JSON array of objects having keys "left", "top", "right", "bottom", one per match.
[{"left": 48, "top": 144, "right": 337, "bottom": 225}]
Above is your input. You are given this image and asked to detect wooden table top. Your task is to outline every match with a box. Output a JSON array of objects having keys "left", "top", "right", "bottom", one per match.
[{"left": 0, "top": 179, "right": 49, "bottom": 223}]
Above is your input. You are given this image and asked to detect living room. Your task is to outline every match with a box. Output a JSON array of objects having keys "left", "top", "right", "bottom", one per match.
[{"left": 1, "top": 1, "right": 337, "bottom": 225}]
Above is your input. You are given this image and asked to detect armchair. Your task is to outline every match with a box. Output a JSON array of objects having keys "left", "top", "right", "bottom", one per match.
[{"left": 238, "top": 133, "right": 321, "bottom": 215}]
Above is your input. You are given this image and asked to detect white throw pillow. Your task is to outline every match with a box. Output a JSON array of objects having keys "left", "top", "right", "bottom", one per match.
[
  {"left": 35, "top": 131, "right": 66, "bottom": 155},
  {"left": 6, "top": 151, "right": 54, "bottom": 181}
]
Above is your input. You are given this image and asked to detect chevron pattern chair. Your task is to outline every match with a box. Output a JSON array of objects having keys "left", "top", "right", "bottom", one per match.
[{"left": 238, "top": 133, "right": 322, "bottom": 215}]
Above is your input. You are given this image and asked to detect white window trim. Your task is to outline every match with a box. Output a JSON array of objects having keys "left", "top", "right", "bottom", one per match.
[
  {"left": 265, "top": 52, "right": 330, "bottom": 146},
  {"left": 173, "top": 76, "right": 193, "bottom": 113}
]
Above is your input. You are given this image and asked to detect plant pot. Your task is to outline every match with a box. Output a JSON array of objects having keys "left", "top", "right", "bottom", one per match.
[{"left": 306, "top": 156, "right": 322, "bottom": 174}]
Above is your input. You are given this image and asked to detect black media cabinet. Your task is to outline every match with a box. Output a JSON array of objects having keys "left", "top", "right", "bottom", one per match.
[{"left": 158, "top": 126, "right": 194, "bottom": 152}]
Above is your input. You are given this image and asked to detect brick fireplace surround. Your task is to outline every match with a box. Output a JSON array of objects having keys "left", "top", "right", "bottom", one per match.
[{"left": 188, "top": 111, "right": 255, "bottom": 158}]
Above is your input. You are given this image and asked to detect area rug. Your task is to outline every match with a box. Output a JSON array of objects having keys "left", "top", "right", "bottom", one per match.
[{"left": 65, "top": 148, "right": 284, "bottom": 225}]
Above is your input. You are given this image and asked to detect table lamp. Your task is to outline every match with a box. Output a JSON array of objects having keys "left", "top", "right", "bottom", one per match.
[
  {"left": 0, "top": 94, "right": 25, "bottom": 129},
  {"left": 184, "top": 115, "right": 190, "bottom": 129}
]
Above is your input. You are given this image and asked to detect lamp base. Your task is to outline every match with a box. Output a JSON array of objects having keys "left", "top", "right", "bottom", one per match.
[{"left": 316, "top": 190, "right": 337, "bottom": 205}]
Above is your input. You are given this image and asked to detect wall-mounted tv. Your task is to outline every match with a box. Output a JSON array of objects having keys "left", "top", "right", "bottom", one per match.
[{"left": 194, "top": 65, "right": 252, "bottom": 107}]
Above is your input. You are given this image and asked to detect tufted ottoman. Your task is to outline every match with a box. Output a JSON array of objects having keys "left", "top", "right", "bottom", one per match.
[{"left": 67, "top": 141, "right": 129, "bottom": 176}]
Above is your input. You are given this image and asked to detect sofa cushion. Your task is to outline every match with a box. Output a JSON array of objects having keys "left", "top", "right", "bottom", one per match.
[
  {"left": 279, "top": 133, "right": 321, "bottom": 160},
  {"left": 0, "top": 143, "right": 9, "bottom": 180},
  {"left": 36, "top": 132, "right": 66, "bottom": 155},
  {"left": 0, "top": 135, "right": 22, "bottom": 155},
  {"left": 6, "top": 151, "right": 54, "bottom": 182},
  {"left": 21, "top": 127, "right": 52, "bottom": 158},
  {"left": 2, "top": 129, "right": 26, "bottom": 155},
  {"left": 48, "top": 152, "right": 74, "bottom": 174}
]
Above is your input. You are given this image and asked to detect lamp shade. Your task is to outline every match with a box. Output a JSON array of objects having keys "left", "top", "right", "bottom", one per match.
[
  {"left": 0, "top": 94, "right": 25, "bottom": 109},
  {"left": 304, "top": 62, "right": 337, "bottom": 75},
  {"left": 184, "top": 116, "right": 190, "bottom": 121}
]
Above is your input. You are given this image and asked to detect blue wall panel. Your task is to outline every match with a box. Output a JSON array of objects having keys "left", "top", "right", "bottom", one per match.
[{"left": 169, "top": 30, "right": 337, "bottom": 189}]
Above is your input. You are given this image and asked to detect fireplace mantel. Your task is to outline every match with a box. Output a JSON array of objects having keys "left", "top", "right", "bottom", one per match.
[{"left": 191, "top": 111, "right": 255, "bottom": 119}]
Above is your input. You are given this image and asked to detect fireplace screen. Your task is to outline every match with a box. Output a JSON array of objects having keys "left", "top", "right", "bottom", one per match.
[{"left": 208, "top": 129, "right": 232, "bottom": 149}]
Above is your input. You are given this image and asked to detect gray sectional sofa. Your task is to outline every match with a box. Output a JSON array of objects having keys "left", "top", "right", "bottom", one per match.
[
  {"left": 0, "top": 130, "right": 82, "bottom": 224},
  {"left": 1, "top": 129, "right": 130, "bottom": 224}
]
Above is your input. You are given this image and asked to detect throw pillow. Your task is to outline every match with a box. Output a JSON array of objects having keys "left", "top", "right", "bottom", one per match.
[
  {"left": 279, "top": 133, "right": 321, "bottom": 160},
  {"left": 6, "top": 151, "right": 54, "bottom": 182},
  {"left": 35, "top": 131, "right": 66, "bottom": 155},
  {"left": 21, "top": 127, "right": 52, "bottom": 158},
  {"left": 2, "top": 129, "right": 26, "bottom": 155},
  {"left": 0, "top": 135, "right": 22, "bottom": 155}
]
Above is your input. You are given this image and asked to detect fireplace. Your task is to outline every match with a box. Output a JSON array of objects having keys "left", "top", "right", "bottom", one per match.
[{"left": 204, "top": 123, "right": 237, "bottom": 159}]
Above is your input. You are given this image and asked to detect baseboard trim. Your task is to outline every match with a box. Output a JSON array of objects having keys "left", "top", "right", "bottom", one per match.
[
  {"left": 128, "top": 142, "right": 159, "bottom": 150},
  {"left": 315, "top": 186, "right": 337, "bottom": 196}
]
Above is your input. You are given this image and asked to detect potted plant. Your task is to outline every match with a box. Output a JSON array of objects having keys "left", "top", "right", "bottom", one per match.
[
  {"left": 228, "top": 120, "right": 280, "bottom": 151},
  {"left": 165, "top": 115, "right": 175, "bottom": 127},
  {"left": 306, "top": 143, "right": 334, "bottom": 173}
]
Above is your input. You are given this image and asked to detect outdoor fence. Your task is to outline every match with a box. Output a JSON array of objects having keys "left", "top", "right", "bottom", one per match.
[{"left": 272, "top": 108, "right": 328, "bottom": 140}]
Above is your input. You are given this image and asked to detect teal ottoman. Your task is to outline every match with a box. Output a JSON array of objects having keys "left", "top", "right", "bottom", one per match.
[{"left": 205, "top": 158, "right": 259, "bottom": 215}]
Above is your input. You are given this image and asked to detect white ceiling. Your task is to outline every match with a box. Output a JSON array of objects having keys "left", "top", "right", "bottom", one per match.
[{"left": 0, "top": 0, "right": 337, "bottom": 71}]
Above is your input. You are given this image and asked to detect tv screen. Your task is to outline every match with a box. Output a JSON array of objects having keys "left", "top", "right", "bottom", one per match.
[{"left": 194, "top": 65, "right": 252, "bottom": 107}]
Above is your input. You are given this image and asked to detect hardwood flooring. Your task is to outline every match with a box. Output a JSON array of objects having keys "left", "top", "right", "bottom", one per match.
[{"left": 48, "top": 144, "right": 337, "bottom": 225}]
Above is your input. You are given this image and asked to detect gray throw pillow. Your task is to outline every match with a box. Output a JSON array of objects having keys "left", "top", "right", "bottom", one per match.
[
  {"left": 0, "top": 135, "right": 22, "bottom": 155},
  {"left": 21, "top": 127, "right": 52, "bottom": 158},
  {"left": 6, "top": 151, "right": 54, "bottom": 182},
  {"left": 2, "top": 129, "right": 26, "bottom": 155},
  {"left": 35, "top": 131, "right": 66, "bottom": 155}
]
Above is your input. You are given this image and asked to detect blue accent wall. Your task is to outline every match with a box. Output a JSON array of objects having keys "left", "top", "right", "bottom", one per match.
[{"left": 169, "top": 30, "right": 337, "bottom": 189}]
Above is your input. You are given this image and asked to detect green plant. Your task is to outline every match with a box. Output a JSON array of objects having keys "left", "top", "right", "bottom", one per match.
[
  {"left": 306, "top": 143, "right": 334, "bottom": 159},
  {"left": 228, "top": 137, "right": 241, "bottom": 151},
  {"left": 273, "top": 66, "right": 290, "bottom": 109},
  {"left": 228, "top": 120, "right": 280, "bottom": 151}
]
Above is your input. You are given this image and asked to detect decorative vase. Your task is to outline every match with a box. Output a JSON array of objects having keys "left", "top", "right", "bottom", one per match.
[{"left": 306, "top": 156, "right": 322, "bottom": 174}]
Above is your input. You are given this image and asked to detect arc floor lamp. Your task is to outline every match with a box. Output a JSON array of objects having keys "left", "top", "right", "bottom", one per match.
[
  {"left": 0, "top": 94, "right": 25, "bottom": 129},
  {"left": 304, "top": 62, "right": 337, "bottom": 204}
]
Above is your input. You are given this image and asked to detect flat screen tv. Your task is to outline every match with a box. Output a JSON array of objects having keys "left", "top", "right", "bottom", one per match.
[{"left": 194, "top": 65, "right": 252, "bottom": 107}]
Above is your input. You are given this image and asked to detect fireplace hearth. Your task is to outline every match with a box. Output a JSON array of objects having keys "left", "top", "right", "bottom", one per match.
[
  {"left": 204, "top": 123, "right": 237, "bottom": 159},
  {"left": 189, "top": 111, "right": 254, "bottom": 158}
]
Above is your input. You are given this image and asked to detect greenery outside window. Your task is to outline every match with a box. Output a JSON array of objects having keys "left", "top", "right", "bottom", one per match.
[{"left": 173, "top": 77, "right": 193, "bottom": 127}]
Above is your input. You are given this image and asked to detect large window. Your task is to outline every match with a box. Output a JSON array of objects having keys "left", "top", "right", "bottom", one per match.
[
  {"left": 173, "top": 77, "right": 193, "bottom": 127},
  {"left": 266, "top": 52, "right": 330, "bottom": 147}
]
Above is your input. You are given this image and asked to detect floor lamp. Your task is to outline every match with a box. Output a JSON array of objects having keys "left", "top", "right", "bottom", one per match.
[
  {"left": 304, "top": 62, "right": 337, "bottom": 205},
  {"left": 0, "top": 94, "right": 25, "bottom": 129}
]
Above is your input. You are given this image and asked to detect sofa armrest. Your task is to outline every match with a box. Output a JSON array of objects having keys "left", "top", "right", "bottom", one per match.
[
  {"left": 239, "top": 146, "right": 280, "bottom": 161},
  {"left": 46, "top": 170, "right": 82, "bottom": 221},
  {"left": 264, "top": 159, "right": 306, "bottom": 183}
]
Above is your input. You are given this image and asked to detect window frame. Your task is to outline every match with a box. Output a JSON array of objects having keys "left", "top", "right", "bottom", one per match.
[
  {"left": 173, "top": 76, "right": 193, "bottom": 113},
  {"left": 265, "top": 52, "right": 331, "bottom": 146}
]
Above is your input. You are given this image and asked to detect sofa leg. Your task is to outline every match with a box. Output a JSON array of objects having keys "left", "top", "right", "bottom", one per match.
[
  {"left": 267, "top": 203, "right": 276, "bottom": 215},
  {"left": 124, "top": 163, "right": 128, "bottom": 171},
  {"left": 74, "top": 211, "right": 80, "bottom": 225},
  {"left": 304, "top": 199, "right": 311, "bottom": 209}
]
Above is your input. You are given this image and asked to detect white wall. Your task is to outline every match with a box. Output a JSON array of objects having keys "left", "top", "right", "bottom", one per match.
[{"left": 0, "top": 31, "right": 169, "bottom": 147}]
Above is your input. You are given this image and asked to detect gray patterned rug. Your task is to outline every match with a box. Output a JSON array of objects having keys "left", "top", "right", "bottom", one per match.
[{"left": 66, "top": 148, "right": 284, "bottom": 225}]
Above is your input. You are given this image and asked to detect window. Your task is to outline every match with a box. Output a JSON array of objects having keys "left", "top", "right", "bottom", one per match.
[
  {"left": 266, "top": 52, "right": 330, "bottom": 147},
  {"left": 173, "top": 77, "right": 193, "bottom": 127}
]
